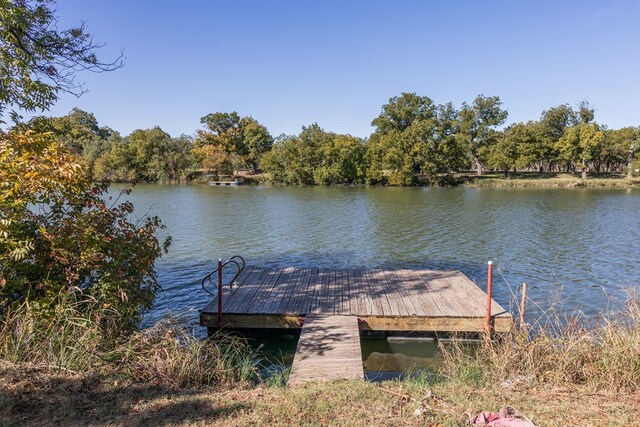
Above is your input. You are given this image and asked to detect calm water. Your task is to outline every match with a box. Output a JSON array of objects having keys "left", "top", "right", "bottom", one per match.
[{"left": 109, "top": 184, "right": 640, "bottom": 326}]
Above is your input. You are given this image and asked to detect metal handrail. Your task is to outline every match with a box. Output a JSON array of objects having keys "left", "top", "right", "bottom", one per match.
[
  {"left": 200, "top": 255, "right": 246, "bottom": 297},
  {"left": 200, "top": 255, "right": 246, "bottom": 327}
]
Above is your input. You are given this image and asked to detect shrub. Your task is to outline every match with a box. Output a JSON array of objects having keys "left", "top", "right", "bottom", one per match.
[{"left": 0, "top": 130, "right": 170, "bottom": 333}]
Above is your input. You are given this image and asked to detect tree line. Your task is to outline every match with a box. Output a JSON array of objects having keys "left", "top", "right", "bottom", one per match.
[{"left": 18, "top": 93, "right": 640, "bottom": 185}]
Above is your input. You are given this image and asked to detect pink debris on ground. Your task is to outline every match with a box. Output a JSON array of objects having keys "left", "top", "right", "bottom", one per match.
[{"left": 470, "top": 407, "right": 536, "bottom": 426}]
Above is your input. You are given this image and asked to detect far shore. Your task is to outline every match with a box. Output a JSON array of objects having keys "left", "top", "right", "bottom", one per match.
[
  {"left": 193, "top": 171, "right": 640, "bottom": 189},
  {"left": 458, "top": 172, "right": 640, "bottom": 188},
  {"left": 107, "top": 171, "right": 640, "bottom": 189}
]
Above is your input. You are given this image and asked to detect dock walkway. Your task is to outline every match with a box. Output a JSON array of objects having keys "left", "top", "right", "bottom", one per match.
[
  {"left": 288, "top": 315, "right": 363, "bottom": 385},
  {"left": 200, "top": 266, "right": 511, "bottom": 332}
]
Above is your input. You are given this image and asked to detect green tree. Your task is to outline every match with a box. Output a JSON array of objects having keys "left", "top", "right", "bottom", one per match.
[
  {"left": 484, "top": 121, "right": 547, "bottom": 174},
  {"left": 458, "top": 95, "right": 508, "bottom": 176},
  {"left": 603, "top": 127, "right": 640, "bottom": 177},
  {"left": 194, "top": 112, "right": 272, "bottom": 173},
  {"left": 537, "top": 103, "right": 595, "bottom": 171},
  {"left": 371, "top": 92, "right": 437, "bottom": 133},
  {"left": 0, "top": 0, "right": 123, "bottom": 121},
  {"left": 314, "top": 134, "right": 366, "bottom": 184},
  {"left": 93, "top": 136, "right": 137, "bottom": 182},
  {"left": 93, "top": 127, "right": 193, "bottom": 183},
  {"left": 128, "top": 127, "right": 173, "bottom": 182},
  {"left": 261, "top": 134, "right": 304, "bottom": 184},
  {"left": 47, "top": 108, "right": 112, "bottom": 153},
  {"left": 480, "top": 131, "right": 518, "bottom": 177},
  {"left": 555, "top": 123, "right": 605, "bottom": 180},
  {"left": 82, "top": 131, "right": 120, "bottom": 177},
  {"left": 539, "top": 104, "right": 577, "bottom": 142},
  {"left": 367, "top": 93, "right": 464, "bottom": 185},
  {"left": 262, "top": 125, "right": 366, "bottom": 185},
  {"left": 240, "top": 116, "right": 274, "bottom": 171}
]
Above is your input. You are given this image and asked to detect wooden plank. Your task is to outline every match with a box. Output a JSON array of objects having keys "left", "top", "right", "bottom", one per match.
[
  {"left": 396, "top": 269, "right": 443, "bottom": 317},
  {"left": 310, "top": 268, "right": 327, "bottom": 315},
  {"left": 202, "top": 313, "right": 304, "bottom": 329},
  {"left": 224, "top": 267, "right": 267, "bottom": 313},
  {"left": 327, "top": 269, "right": 340, "bottom": 315},
  {"left": 447, "top": 272, "right": 508, "bottom": 316},
  {"left": 351, "top": 269, "right": 371, "bottom": 316},
  {"left": 333, "top": 269, "right": 346, "bottom": 315},
  {"left": 298, "top": 268, "right": 318, "bottom": 315},
  {"left": 382, "top": 270, "right": 420, "bottom": 316},
  {"left": 302, "top": 268, "right": 321, "bottom": 315},
  {"left": 295, "top": 267, "right": 314, "bottom": 314},
  {"left": 345, "top": 268, "right": 360, "bottom": 315},
  {"left": 246, "top": 267, "right": 284, "bottom": 314},
  {"left": 286, "top": 267, "right": 312, "bottom": 315},
  {"left": 427, "top": 271, "right": 506, "bottom": 318},
  {"left": 200, "top": 313, "right": 512, "bottom": 333},
  {"left": 378, "top": 269, "right": 407, "bottom": 316},
  {"left": 288, "top": 315, "right": 363, "bottom": 385},
  {"left": 316, "top": 268, "right": 334, "bottom": 315},
  {"left": 262, "top": 267, "right": 295, "bottom": 314},
  {"left": 434, "top": 271, "right": 480, "bottom": 317},
  {"left": 275, "top": 267, "right": 304, "bottom": 315},
  {"left": 393, "top": 269, "right": 429, "bottom": 316},
  {"left": 285, "top": 267, "right": 306, "bottom": 315},
  {"left": 363, "top": 268, "right": 392, "bottom": 317},
  {"left": 359, "top": 315, "right": 512, "bottom": 332},
  {"left": 438, "top": 271, "right": 489, "bottom": 316},
  {"left": 415, "top": 271, "right": 464, "bottom": 317}
]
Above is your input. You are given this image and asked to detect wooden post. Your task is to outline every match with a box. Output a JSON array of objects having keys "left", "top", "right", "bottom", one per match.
[
  {"left": 519, "top": 281, "right": 528, "bottom": 331},
  {"left": 484, "top": 261, "right": 493, "bottom": 337},
  {"left": 217, "top": 258, "right": 223, "bottom": 325}
]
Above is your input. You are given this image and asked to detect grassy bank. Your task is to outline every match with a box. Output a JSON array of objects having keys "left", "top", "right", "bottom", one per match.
[
  {"left": 221, "top": 171, "right": 640, "bottom": 188},
  {"left": 2, "top": 367, "right": 639, "bottom": 426},
  {"left": 2, "top": 295, "right": 640, "bottom": 425},
  {"left": 460, "top": 172, "right": 640, "bottom": 188}
]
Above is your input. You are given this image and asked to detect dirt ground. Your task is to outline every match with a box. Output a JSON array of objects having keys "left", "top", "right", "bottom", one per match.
[{"left": 1, "top": 367, "right": 639, "bottom": 426}]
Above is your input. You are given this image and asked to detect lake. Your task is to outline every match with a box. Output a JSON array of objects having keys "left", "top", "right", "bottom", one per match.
[{"left": 109, "top": 184, "right": 640, "bottom": 327}]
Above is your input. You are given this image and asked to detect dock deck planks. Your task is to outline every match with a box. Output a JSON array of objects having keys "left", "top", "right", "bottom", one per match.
[
  {"left": 288, "top": 315, "right": 363, "bottom": 385},
  {"left": 201, "top": 266, "right": 512, "bottom": 332}
]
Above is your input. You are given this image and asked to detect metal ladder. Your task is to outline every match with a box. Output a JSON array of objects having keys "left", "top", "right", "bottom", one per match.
[{"left": 200, "top": 255, "right": 245, "bottom": 326}]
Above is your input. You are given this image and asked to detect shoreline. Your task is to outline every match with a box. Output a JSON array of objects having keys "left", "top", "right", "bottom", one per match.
[
  {"left": 122, "top": 173, "right": 640, "bottom": 189},
  {"left": 461, "top": 174, "right": 640, "bottom": 189}
]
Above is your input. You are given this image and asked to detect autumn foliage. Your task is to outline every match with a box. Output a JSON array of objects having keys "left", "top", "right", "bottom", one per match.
[{"left": 0, "top": 130, "right": 169, "bottom": 331}]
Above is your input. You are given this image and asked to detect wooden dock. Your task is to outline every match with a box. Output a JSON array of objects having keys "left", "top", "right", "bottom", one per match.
[
  {"left": 288, "top": 315, "right": 363, "bottom": 385},
  {"left": 200, "top": 266, "right": 511, "bottom": 332},
  {"left": 209, "top": 180, "right": 241, "bottom": 186}
]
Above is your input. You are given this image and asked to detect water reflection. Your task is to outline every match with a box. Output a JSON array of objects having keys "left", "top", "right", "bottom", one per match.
[{"left": 249, "top": 334, "right": 445, "bottom": 382}]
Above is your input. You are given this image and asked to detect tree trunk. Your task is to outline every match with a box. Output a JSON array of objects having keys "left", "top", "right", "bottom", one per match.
[
  {"left": 473, "top": 154, "right": 484, "bottom": 176},
  {"left": 628, "top": 143, "right": 636, "bottom": 178},
  {"left": 581, "top": 159, "right": 588, "bottom": 181}
]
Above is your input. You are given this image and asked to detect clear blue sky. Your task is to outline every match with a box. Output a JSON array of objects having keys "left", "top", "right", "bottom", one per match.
[{"left": 45, "top": 0, "right": 640, "bottom": 138}]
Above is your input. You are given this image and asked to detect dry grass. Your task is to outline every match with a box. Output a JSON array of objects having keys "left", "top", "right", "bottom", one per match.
[
  {"left": 462, "top": 172, "right": 640, "bottom": 188},
  {"left": 110, "top": 319, "right": 258, "bottom": 389},
  {"left": 0, "top": 303, "right": 258, "bottom": 390},
  {"left": 440, "top": 291, "right": 640, "bottom": 394},
  {"left": 1, "top": 368, "right": 638, "bottom": 426}
]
